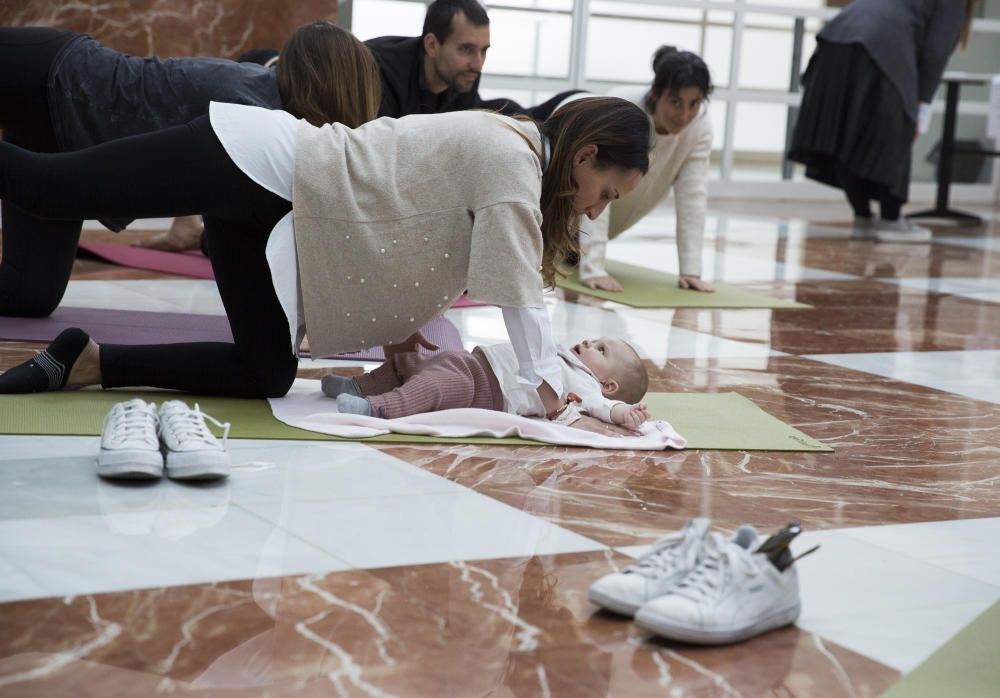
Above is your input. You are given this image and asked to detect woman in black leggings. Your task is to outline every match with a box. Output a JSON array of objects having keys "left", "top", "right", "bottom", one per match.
[
  {"left": 0, "top": 98, "right": 651, "bottom": 402},
  {"left": 0, "top": 22, "right": 378, "bottom": 317}
]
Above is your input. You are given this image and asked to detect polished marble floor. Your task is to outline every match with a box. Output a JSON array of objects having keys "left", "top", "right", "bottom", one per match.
[{"left": 1, "top": 201, "right": 999, "bottom": 696}]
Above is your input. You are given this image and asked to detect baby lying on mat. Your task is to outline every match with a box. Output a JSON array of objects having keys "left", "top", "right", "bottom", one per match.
[{"left": 321, "top": 337, "right": 649, "bottom": 431}]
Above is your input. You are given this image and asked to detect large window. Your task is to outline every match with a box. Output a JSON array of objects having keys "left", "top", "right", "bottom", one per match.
[{"left": 349, "top": 0, "right": 1000, "bottom": 198}]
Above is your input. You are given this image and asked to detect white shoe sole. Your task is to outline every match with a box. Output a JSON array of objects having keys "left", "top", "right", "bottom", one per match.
[
  {"left": 97, "top": 450, "right": 164, "bottom": 479},
  {"left": 635, "top": 602, "right": 801, "bottom": 645},
  {"left": 874, "top": 230, "right": 932, "bottom": 243},
  {"left": 165, "top": 451, "right": 230, "bottom": 480},
  {"left": 588, "top": 587, "right": 643, "bottom": 617}
]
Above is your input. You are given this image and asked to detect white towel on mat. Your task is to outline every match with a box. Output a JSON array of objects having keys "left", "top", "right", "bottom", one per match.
[{"left": 268, "top": 379, "right": 686, "bottom": 450}]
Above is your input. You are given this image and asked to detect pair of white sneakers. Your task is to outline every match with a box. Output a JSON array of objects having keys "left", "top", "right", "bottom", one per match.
[
  {"left": 97, "top": 399, "right": 231, "bottom": 480},
  {"left": 588, "top": 518, "right": 808, "bottom": 645}
]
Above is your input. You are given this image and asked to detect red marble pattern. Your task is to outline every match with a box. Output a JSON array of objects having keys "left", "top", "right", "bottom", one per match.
[
  {"left": 1, "top": 0, "right": 336, "bottom": 58},
  {"left": 0, "top": 552, "right": 898, "bottom": 696}
]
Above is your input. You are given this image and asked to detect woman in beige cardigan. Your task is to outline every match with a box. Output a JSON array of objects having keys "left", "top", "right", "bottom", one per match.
[
  {"left": 573, "top": 46, "right": 715, "bottom": 294},
  {"left": 0, "top": 97, "right": 650, "bottom": 420}
]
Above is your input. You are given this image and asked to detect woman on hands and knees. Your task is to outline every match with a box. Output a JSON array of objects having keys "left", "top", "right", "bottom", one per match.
[{"left": 0, "top": 97, "right": 650, "bottom": 435}]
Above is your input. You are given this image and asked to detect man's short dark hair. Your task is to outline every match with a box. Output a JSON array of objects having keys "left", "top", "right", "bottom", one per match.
[{"left": 422, "top": 0, "right": 489, "bottom": 44}]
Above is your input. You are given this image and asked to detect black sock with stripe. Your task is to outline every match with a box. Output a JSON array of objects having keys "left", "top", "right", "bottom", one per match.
[{"left": 0, "top": 327, "right": 90, "bottom": 393}]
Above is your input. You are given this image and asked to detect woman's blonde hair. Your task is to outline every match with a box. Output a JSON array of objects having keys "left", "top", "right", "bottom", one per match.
[
  {"left": 277, "top": 21, "right": 381, "bottom": 128},
  {"left": 537, "top": 97, "right": 651, "bottom": 288}
]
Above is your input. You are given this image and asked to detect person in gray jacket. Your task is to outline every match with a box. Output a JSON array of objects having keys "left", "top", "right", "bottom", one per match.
[
  {"left": 788, "top": 0, "right": 975, "bottom": 242},
  {"left": 0, "top": 22, "right": 380, "bottom": 318}
]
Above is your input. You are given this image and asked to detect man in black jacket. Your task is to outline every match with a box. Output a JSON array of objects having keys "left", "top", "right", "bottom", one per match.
[{"left": 365, "top": 0, "right": 493, "bottom": 118}]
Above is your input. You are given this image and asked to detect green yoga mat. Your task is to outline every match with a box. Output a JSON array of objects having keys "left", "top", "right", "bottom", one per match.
[
  {"left": 880, "top": 599, "right": 1000, "bottom": 698},
  {"left": 0, "top": 390, "right": 829, "bottom": 451},
  {"left": 557, "top": 260, "right": 811, "bottom": 309}
]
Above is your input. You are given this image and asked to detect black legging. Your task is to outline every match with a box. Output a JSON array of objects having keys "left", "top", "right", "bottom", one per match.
[
  {"left": 839, "top": 167, "right": 903, "bottom": 221},
  {"left": 0, "top": 27, "right": 80, "bottom": 317},
  {"left": 0, "top": 115, "right": 298, "bottom": 398}
]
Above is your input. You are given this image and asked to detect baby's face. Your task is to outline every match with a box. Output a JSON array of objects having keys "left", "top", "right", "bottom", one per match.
[{"left": 570, "top": 337, "right": 632, "bottom": 381}]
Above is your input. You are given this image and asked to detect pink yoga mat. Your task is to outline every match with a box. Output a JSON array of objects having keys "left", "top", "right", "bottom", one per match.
[
  {"left": 77, "top": 242, "right": 214, "bottom": 280},
  {"left": 0, "top": 308, "right": 464, "bottom": 360}
]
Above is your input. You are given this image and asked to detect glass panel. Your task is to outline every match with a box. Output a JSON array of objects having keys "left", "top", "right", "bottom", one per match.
[
  {"left": 913, "top": 113, "right": 995, "bottom": 184},
  {"left": 486, "top": 9, "right": 572, "bottom": 78},
  {"left": 707, "top": 101, "right": 727, "bottom": 180},
  {"left": 351, "top": 0, "right": 426, "bottom": 40},
  {"left": 738, "top": 27, "right": 793, "bottom": 90},
  {"left": 492, "top": 0, "right": 573, "bottom": 10},
  {"left": 743, "top": 12, "right": 794, "bottom": 30},
  {"left": 732, "top": 102, "right": 790, "bottom": 181},
  {"left": 703, "top": 25, "right": 732, "bottom": 89},
  {"left": 590, "top": 2, "right": 703, "bottom": 21},
  {"left": 586, "top": 18, "right": 701, "bottom": 82}
]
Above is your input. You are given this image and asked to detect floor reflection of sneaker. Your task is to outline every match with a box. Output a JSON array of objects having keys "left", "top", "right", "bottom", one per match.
[
  {"left": 97, "top": 399, "right": 163, "bottom": 479},
  {"left": 588, "top": 518, "right": 711, "bottom": 616},
  {"left": 158, "top": 400, "right": 231, "bottom": 480},
  {"left": 874, "top": 217, "right": 933, "bottom": 243},
  {"left": 634, "top": 527, "right": 800, "bottom": 645}
]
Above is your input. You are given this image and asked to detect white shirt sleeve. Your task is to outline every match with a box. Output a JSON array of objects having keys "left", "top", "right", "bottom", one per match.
[{"left": 501, "top": 305, "right": 564, "bottom": 398}]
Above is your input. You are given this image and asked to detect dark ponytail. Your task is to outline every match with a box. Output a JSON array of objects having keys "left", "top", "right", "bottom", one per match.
[{"left": 644, "top": 45, "right": 713, "bottom": 113}]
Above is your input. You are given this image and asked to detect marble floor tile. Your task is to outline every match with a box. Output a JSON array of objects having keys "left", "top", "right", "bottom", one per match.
[
  {"left": 803, "top": 350, "right": 1000, "bottom": 405},
  {"left": 0, "top": 551, "right": 898, "bottom": 697},
  {"left": 793, "top": 529, "right": 1000, "bottom": 673},
  {"left": 3, "top": 202, "right": 1000, "bottom": 693},
  {"left": 240, "top": 490, "right": 606, "bottom": 570}
]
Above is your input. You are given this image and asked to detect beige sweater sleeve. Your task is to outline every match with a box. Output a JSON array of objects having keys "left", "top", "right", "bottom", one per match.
[{"left": 674, "top": 118, "right": 712, "bottom": 278}]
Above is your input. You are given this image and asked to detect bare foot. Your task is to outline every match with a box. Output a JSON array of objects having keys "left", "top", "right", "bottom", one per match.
[
  {"left": 134, "top": 215, "right": 204, "bottom": 252},
  {"left": 67, "top": 339, "right": 102, "bottom": 387}
]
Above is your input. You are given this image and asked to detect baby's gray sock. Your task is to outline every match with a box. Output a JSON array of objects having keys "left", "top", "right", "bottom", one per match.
[
  {"left": 336, "top": 393, "right": 373, "bottom": 416},
  {"left": 321, "top": 373, "right": 360, "bottom": 398}
]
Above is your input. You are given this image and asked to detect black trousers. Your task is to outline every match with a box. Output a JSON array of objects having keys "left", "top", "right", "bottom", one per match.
[
  {"left": 0, "top": 27, "right": 80, "bottom": 317},
  {"left": 0, "top": 115, "right": 298, "bottom": 398}
]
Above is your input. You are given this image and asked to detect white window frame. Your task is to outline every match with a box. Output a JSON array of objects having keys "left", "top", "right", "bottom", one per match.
[{"left": 342, "top": 0, "right": 1000, "bottom": 204}]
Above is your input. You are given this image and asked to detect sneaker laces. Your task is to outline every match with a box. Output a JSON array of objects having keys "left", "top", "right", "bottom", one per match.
[
  {"left": 106, "top": 400, "right": 158, "bottom": 445},
  {"left": 672, "top": 533, "right": 758, "bottom": 603},
  {"left": 627, "top": 523, "right": 703, "bottom": 580},
  {"left": 160, "top": 402, "right": 231, "bottom": 449}
]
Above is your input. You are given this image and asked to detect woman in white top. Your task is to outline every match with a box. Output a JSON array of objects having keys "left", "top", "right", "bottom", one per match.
[
  {"left": 577, "top": 46, "right": 715, "bottom": 294},
  {"left": 0, "top": 97, "right": 650, "bottom": 421}
]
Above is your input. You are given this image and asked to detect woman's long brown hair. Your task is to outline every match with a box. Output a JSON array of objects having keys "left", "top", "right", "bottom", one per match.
[
  {"left": 276, "top": 21, "right": 381, "bottom": 128},
  {"left": 537, "top": 97, "right": 651, "bottom": 288}
]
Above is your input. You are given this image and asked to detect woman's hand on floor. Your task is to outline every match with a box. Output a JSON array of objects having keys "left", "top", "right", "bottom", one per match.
[
  {"left": 678, "top": 275, "right": 714, "bottom": 293},
  {"left": 383, "top": 331, "right": 439, "bottom": 361},
  {"left": 582, "top": 275, "right": 623, "bottom": 292}
]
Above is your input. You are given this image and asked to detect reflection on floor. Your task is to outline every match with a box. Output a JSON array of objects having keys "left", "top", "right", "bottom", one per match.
[{"left": 2, "top": 202, "right": 999, "bottom": 695}]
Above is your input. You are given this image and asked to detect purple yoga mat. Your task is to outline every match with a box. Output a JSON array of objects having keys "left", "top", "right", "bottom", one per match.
[
  {"left": 0, "top": 308, "right": 464, "bottom": 360},
  {"left": 0, "top": 307, "right": 233, "bottom": 345},
  {"left": 77, "top": 242, "right": 215, "bottom": 280}
]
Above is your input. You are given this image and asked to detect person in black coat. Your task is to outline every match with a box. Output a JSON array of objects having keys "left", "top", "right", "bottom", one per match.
[{"left": 788, "top": 0, "right": 975, "bottom": 242}]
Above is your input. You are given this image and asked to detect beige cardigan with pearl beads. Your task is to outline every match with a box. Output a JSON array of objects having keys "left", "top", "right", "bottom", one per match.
[{"left": 291, "top": 111, "right": 547, "bottom": 359}]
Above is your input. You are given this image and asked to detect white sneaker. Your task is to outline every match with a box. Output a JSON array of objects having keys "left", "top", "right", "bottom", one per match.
[
  {"left": 874, "top": 217, "right": 933, "bottom": 243},
  {"left": 588, "top": 518, "right": 711, "bottom": 616},
  {"left": 158, "top": 400, "right": 231, "bottom": 480},
  {"left": 98, "top": 399, "right": 163, "bottom": 479},
  {"left": 634, "top": 527, "right": 800, "bottom": 645}
]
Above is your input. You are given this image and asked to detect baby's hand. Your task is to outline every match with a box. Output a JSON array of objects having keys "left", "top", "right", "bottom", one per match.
[{"left": 615, "top": 403, "right": 649, "bottom": 430}]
